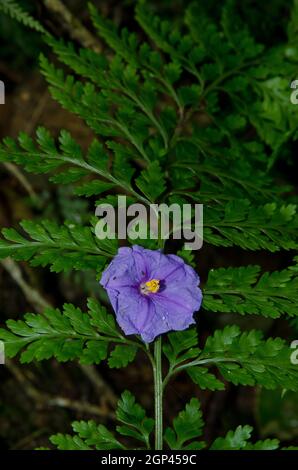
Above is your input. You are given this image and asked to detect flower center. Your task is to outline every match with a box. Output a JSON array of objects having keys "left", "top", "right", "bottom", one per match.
[{"left": 140, "top": 279, "right": 160, "bottom": 295}]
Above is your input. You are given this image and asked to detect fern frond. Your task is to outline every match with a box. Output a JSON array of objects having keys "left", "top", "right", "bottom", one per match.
[
  {"left": 51, "top": 421, "right": 124, "bottom": 450},
  {"left": 0, "top": 220, "right": 117, "bottom": 273},
  {"left": 164, "top": 398, "right": 205, "bottom": 450},
  {"left": 210, "top": 425, "right": 279, "bottom": 450},
  {"left": 0, "top": 127, "right": 149, "bottom": 204},
  {"left": 204, "top": 262, "right": 298, "bottom": 317},
  {"left": 204, "top": 201, "right": 297, "bottom": 251},
  {"left": 184, "top": 326, "right": 298, "bottom": 391},
  {"left": 0, "top": 0, "right": 46, "bottom": 33},
  {"left": 0, "top": 298, "right": 139, "bottom": 367}
]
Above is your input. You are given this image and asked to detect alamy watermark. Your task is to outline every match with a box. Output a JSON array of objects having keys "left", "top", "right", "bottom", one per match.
[
  {"left": 0, "top": 341, "right": 4, "bottom": 365},
  {"left": 290, "top": 80, "right": 298, "bottom": 104},
  {"left": 290, "top": 340, "right": 298, "bottom": 365},
  {"left": 95, "top": 196, "right": 203, "bottom": 250},
  {"left": 0, "top": 80, "right": 5, "bottom": 104}
]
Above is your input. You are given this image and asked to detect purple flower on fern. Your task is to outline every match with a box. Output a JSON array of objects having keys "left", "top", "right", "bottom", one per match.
[{"left": 100, "top": 245, "right": 202, "bottom": 343}]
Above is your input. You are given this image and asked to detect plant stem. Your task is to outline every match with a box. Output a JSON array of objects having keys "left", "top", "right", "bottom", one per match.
[
  {"left": 153, "top": 336, "right": 163, "bottom": 450},
  {"left": 153, "top": 206, "right": 165, "bottom": 450}
]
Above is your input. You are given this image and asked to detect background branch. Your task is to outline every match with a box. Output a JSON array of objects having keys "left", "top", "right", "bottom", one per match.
[
  {"left": 1, "top": 257, "right": 118, "bottom": 408},
  {"left": 42, "top": 0, "right": 102, "bottom": 51}
]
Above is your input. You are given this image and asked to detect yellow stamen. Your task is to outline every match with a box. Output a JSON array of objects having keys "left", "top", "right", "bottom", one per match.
[
  {"left": 145, "top": 279, "right": 160, "bottom": 293},
  {"left": 143, "top": 279, "right": 160, "bottom": 294}
]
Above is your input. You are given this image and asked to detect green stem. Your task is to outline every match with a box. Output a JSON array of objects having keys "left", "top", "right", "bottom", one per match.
[
  {"left": 153, "top": 336, "right": 163, "bottom": 450},
  {"left": 152, "top": 192, "right": 165, "bottom": 450}
]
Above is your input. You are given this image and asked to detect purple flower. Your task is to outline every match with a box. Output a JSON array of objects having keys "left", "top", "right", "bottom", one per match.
[{"left": 100, "top": 245, "right": 202, "bottom": 343}]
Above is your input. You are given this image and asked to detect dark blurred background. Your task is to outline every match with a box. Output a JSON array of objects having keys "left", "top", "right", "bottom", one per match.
[{"left": 0, "top": 0, "right": 297, "bottom": 450}]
